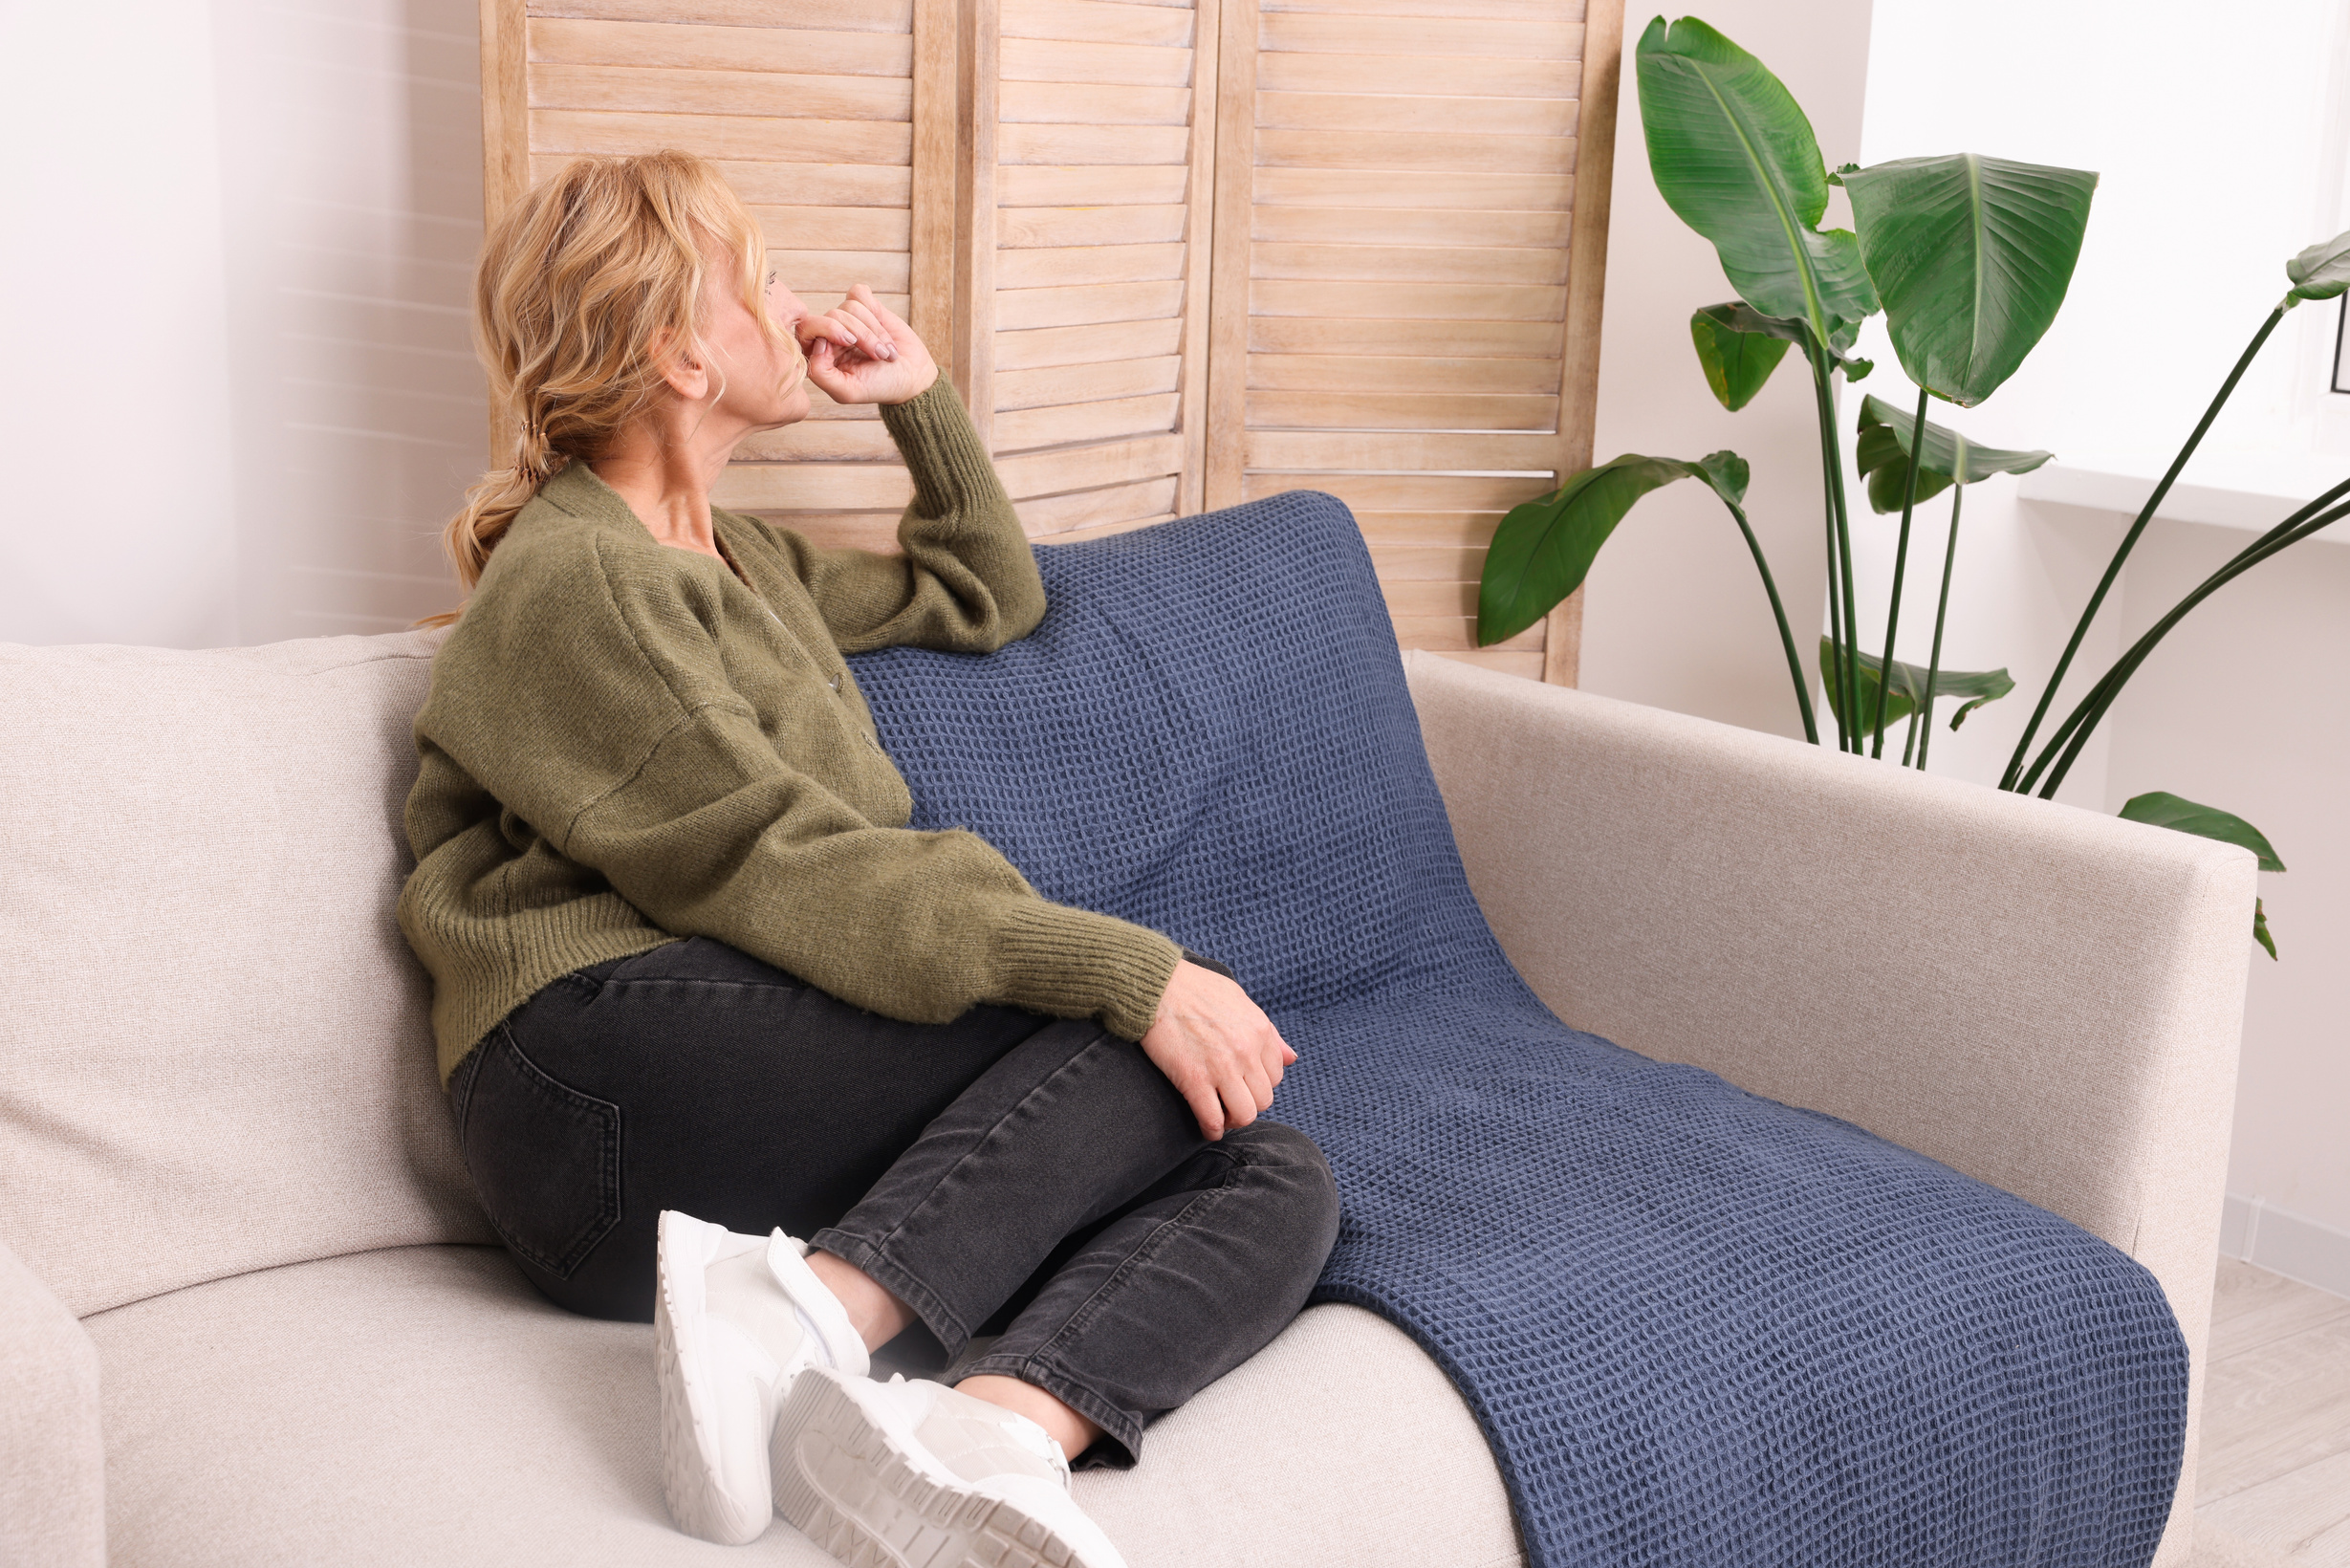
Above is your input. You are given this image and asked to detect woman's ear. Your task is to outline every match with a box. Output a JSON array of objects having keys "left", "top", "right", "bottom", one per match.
[{"left": 651, "top": 328, "right": 710, "bottom": 403}]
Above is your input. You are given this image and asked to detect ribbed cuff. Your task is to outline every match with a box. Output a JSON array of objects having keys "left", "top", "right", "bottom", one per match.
[
  {"left": 990, "top": 900, "right": 1184, "bottom": 1041},
  {"left": 879, "top": 377, "right": 1010, "bottom": 525}
]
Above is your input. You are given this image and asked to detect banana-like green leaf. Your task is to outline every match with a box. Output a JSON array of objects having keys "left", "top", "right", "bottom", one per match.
[
  {"left": 1690, "top": 306, "right": 1792, "bottom": 411},
  {"left": 1690, "top": 299, "right": 1871, "bottom": 390},
  {"left": 1855, "top": 424, "right": 1955, "bottom": 512},
  {"left": 2285, "top": 227, "right": 2350, "bottom": 307},
  {"left": 1479, "top": 452, "right": 1751, "bottom": 645},
  {"left": 2117, "top": 792, "right": 2286, "bottom": 872},
  {"left": 1817, "top": 637, "right": 2013, "bottom": 730},
  {"left": 1853, "top": 392, "right": 2053, "bottom": 513},
  {"left": 2254, "top": 898, "right": 2276, "bottom": 960},
  {"left": 1839, "top": 154, "right": 2097, "bottom": 406},
  {"left": 1636, "top": 18, "right": 1878, "bottom": 353}
]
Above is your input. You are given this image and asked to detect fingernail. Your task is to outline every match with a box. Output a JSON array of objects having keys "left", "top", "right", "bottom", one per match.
[{"left": 877, "top": 343, "right": 896, "bottom": 359}]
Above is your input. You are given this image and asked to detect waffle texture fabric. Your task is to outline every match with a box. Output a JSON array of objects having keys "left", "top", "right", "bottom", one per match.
[{"left": 845, "top": 491, "right": 2188, "bottom": 1568}]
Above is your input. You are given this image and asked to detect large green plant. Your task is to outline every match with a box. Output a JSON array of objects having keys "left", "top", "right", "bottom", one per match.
[{"left": 1477, "top": 14, "right": 2350, "bottom": 954}]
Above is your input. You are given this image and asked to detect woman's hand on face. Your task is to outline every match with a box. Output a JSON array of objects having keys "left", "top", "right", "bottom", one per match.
[
  {"left": 798, "top": 284, "right": 939, "bottom": 407},
  {"left": 1139, "top": 960, "right": 1298, "bottom": 1142}
]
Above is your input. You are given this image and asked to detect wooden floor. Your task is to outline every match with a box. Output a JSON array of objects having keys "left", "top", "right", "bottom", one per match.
[{"left": 2197, "top": 1260, "right": 2350, "bottom": 1565}]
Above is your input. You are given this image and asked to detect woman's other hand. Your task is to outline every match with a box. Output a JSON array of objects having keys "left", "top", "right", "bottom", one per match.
[
  {"left": 798, "top": 284, "right": 939, "bottom": 406},
  {"left": 1140, "top": 961, "right": 1299, "bottom": 1142}
]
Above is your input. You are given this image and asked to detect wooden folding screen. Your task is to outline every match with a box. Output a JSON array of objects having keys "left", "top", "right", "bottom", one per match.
[
  {"left": 1204, "top": 0, "right": 1617, "bottom": 681},
  {"left": 484, "top": 0, "right": 956, "bottom": 543},
  {"left": 479, "top": 0, "right": 1618, "bottom": 681}
]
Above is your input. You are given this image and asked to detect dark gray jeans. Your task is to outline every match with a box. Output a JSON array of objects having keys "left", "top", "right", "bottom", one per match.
[{"left": 448, "top": 936, "right": 1340, "bottom": 1465}]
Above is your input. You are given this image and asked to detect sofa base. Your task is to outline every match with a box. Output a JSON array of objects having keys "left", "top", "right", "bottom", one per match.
[{"left": 84, "top": 1244, "right": 1522, "bottom": 1568}]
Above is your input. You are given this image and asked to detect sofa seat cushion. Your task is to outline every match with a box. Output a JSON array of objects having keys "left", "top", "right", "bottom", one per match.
[{"left": 83, "top": 1244, "right": 1521, "bottom": 1568}]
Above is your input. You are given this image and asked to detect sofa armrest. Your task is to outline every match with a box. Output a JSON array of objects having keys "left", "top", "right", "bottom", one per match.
[
  {"left": 0, "top": 1236, "right": 105, "bottom": 1567},
  {"left": 1404, "top": 652, "right": 2251, "bottom": 1561}
]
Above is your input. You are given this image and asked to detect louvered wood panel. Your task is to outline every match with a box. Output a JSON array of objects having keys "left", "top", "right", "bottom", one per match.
[
  {"left": 481, "top": 0, "right": 1616, "bottom": 680},
  {"left": 989, "top": 0, "right": 1220, "bottom": 539},
  {"left": 483, "top": 0, "right": 955, "bottom": 548},
  {"left": 1205, "top": 0, "right": 1620, "bottom": 683}
]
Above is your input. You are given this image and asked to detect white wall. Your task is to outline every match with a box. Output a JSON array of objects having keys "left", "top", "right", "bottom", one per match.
[
  {"left": 215, "top": 0, "right": 489, "bottom": 642},
  {"left": 2106, "top": 520, "right": 2350, "bottom": 1244},
  {"left": 1853, "top": 0, "right": 2350, "bottom": 1250},
  {"left": 0, "top": 0, "right": 241, "bottom": 646},
  {"left": 1578, "top": 0, "right": 1877, "bottom": 741},
  {"left": 0, "top": 0, "right": 486, "bottom": 648}
]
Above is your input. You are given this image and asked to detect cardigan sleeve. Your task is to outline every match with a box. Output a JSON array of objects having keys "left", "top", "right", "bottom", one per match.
[
  {"left": 562, "top": 699, "right": 1182, "bottom": 1039},
  {"left": 747, "top": 378, "right": 1048, "bottom": 656},
  {"left": 411, "top": 537, "right": 1178, "bottom": 1041}
]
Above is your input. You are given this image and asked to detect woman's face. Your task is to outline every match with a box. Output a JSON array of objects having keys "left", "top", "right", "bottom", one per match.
[{"left": 699, "top": 259, "right": 812, "bottom": 430}]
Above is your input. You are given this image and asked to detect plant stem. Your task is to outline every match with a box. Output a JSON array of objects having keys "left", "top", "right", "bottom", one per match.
[
  {"left": 1810, "top": 343, "right": 1862, "bottom": 749},
  {"left": 1870, "top": 385, "right": 1931, "bottom": 757},
  {"left": 1808, "top": 351, "right": 1851, "bottom": 748},
  {"left": 1831, "top": 394, "right": 1863, "bottom": 751},
  {"left": 1914, "top": 483, "right": 1965, "bottom": 772},
  {"left": 2025, "top": 479, "right": 2350, "bottom": 796},
  {"left": 2022, "top": 482, "right": 2350, "bottom": 795},
  {"left": 1901, "top": 708, "right": 1921, "bottom": 767},
  {"left": 1998, "top": 306, "right": 2287, "bottom": 790},
  {"left": 1720, "top": 497, "right": 1818, "bottom": 745}
]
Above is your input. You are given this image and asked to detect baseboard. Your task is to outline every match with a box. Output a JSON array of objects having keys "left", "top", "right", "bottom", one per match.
[{"left": 2220, "top": 1194, "right": 2350, "bottom": 1298}]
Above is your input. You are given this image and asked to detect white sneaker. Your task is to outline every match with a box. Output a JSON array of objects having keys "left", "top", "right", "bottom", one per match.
[
  {"left": 655, "top": 1210, "right": 870, "bottom": 1545},
  {"left": 772, "top": 1367, "right": 1130, "bottom": 1568}
]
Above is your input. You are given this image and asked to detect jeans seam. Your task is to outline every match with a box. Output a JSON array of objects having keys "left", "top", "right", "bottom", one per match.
[
  {"left": 473, "top": 1026, "right": 623, "bottom": 1279},
  {"left": 592, "top": 975, "right": 811, "bottom": 996},
  {"left": 954, "top": 1351, "right": 1143, "bottom": 1458},
  {"left": 447, "top": 1037, "right": 486, "bottom": 1147},
  {"left": 809, "top": 1230, "right": 975, "bottom": 1356},
  {"left": 1042, "top": 1180, "right": 1237, "bottom": 1360},
  {"left": 1014, "top": 1139, "right": 1248, "bottom": 1379},
  {"left": 861, "top": 1023, "right": 1117, "bottom": 1260}
]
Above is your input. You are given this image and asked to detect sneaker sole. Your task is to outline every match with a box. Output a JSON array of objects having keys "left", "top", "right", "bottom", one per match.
[
  {"left": 656, "top": 1214, "right": 771, "bottom": 1546},
  {"left": 772, "top": 1373, "right": 1088, "bottom": 1568}
]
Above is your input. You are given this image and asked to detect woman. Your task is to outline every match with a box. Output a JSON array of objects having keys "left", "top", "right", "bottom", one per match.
[{"left": 398, "top": 151, "right": 1338, "bottom": 1568}]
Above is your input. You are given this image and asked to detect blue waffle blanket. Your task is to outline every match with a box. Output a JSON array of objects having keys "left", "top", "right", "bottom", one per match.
[{"left": 846, "top": 492, "right": 2187, "bottom": 1568}]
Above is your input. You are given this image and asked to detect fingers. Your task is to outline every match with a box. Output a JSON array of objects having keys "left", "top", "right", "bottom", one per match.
[
  {"left": 1178, "top": 1073, "right": 1226, "bottom": 1142},
  {"left": 813, "top": 288, "right": 896, "bottom": 363},
  {"left": 1138, "top": 962, "right": 1299, "bottom": 1143},
  {"left": 1232, "top": 1058, "right": 1275, "bottom": 1129},
  {"left": 847, "top": 284, "right": 917, "bottom": 343},
  {"left": 859, "top": 287, "right": 915, "bottom": 336},
  {"left": 795, "top": 301, "right": 894, "bottom": 370},
  {"left": 802, "top": 339, "right": 858, "bottom": 402},
  {"left": 794, "top": 310, "right": 858, "bottom": 354},
  {"left": 836, "top": 294, "right": 890, "bottom": 342}
]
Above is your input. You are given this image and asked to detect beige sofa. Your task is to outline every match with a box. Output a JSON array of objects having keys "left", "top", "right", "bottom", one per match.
[{"left": 0, "top": 632, "right": 2252, "bottom": 1568}]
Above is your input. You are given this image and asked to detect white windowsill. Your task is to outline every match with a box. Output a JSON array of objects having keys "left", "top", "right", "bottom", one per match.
[{"left": 2018, "top": 449, "right": 2350, "bottom": 545}]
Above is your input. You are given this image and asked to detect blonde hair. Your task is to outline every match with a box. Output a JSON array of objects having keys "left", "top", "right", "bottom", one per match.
[{"left": 420, "top": 150, "right": 799, "bottom": 626}]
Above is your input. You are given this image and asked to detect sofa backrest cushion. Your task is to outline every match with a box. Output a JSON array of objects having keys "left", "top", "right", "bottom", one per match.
[{"left": 0, "top": 632, "right": 490, "bottom": 1317}]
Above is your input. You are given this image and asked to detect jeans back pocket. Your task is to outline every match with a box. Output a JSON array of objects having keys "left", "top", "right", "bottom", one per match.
[{"left": 452, "top": 1026, "right": 622, "bottom": 1279}]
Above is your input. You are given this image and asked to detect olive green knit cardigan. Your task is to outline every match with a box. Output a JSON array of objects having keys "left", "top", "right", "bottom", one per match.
[{"left": 398, "top": 380, "right": 1181, "bottom": 1083}]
